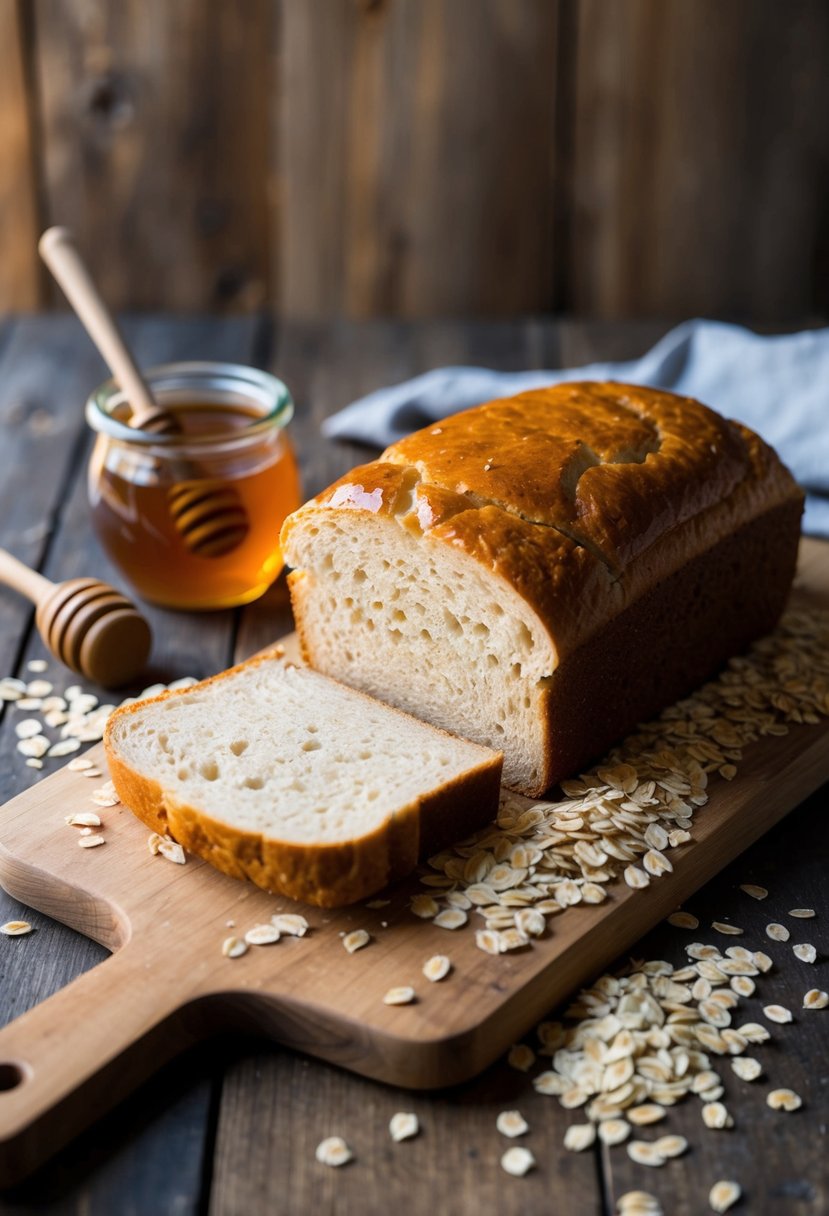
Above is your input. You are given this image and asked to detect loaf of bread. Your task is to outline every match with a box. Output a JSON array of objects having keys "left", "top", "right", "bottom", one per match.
[
  {"left": 104, "top": 654, "right": 502, "bottom": 906},
  {"left": 281, "top": 381, "right": 803, "bottom": 795}
]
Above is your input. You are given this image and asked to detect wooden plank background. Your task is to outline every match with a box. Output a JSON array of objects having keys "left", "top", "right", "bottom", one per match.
[
  {"left": 0, "top": 314, "right": 826, "bottom": 1213},
  {"left": 0, "top": 0, "right": 827, "bottom": 322}
]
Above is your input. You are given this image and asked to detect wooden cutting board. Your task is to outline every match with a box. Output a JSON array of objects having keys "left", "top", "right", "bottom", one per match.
[{"left": 0, "top": 538, "right": 827, "bottom": 1186}]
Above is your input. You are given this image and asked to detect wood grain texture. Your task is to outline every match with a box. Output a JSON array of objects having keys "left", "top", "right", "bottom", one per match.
[
  {"left": 568, "top": 0, "right": 829, "bottom": 320},
  {"left": 32, "top": 0, "right": 273, "bottom": 312},
  {"left": 278, "top": 0, "right": 559, "bottom": 318},
  {"left": 0, "top": 539, "right": 826, "bottom": 1184},
  {"left": 0, "top": 1, "right": 40, "bottom": 311},
  {"left": 3, "top": 2, "right": 829, "bottom": 320}
]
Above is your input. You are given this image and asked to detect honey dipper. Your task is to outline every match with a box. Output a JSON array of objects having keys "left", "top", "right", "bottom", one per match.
[
  {"left": 0, "top": 548, "right": 151, "bottom": 688},
  {"left": 38, "top": 228, "right": 249, "bottom": 558}
]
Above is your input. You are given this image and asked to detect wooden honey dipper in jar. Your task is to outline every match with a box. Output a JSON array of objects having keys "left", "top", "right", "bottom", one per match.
[
  {"left": 39, "top": 228, "right": 249, "bottom": 558},
  {"left": 0, "top": 548, "right": 151, "bottom": 688}
]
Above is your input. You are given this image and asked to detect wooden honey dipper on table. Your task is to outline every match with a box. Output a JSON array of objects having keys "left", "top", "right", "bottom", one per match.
[
  {"left": 0, "top": 548, "right": 151, "bottom": 687},
  {"left": 39, "top": 228, "right": 249, "bottom": 558}
]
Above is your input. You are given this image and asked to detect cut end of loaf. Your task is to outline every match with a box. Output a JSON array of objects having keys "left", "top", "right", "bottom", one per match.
[
  {"left": 104, "top": 655, "right": 502, "bottom": 906},
  {"left": 284, "top": 511, "right": 556, "bottom": 794}
]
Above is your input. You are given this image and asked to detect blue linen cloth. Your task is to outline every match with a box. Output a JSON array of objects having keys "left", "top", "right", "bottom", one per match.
[{"left": 322, "top": 320, "right": 829, "bottom": 536}]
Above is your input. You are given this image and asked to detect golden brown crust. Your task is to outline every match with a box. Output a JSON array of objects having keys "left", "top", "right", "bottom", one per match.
[
  {"left": 281, "top": 382, "right": 804, "bottom": 666},
  {"left": 104, "top": 656, "right": 503, "bottom": 907}
]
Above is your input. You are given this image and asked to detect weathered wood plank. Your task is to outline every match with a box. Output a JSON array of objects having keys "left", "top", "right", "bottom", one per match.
[
  {"left": 278, "top": 0, "right": 559, "bottom": 319},
  {"left": 568, "top": 0, "right": 829, "bottom": 321},
  {"left": 0, "top": 315, "right": 108, "bottom": 686},
  {"left": 0, "top": 315, "right": 260, "bottom": 1214},
  {"left": 0, "top": 1, "right": 40, "bottom": 312},
  {"left": 33, "top": 0, "right": 273, "bottom": 312}
]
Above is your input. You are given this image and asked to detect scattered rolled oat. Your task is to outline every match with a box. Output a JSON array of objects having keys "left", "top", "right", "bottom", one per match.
[
  {"left": 753, "top": 951, "right": 773, "bottom": 973},
  {"left": 410, "top": 894, "right": 440, "bottom": 919},
  {"left": 496, "top": 1110, "right": 529, "bottom": 1138},
  {"left": 271, "top": 914, "right": 309, "bottom": 937},
  {"left": 422, "top": 954, "right": 451, "bottom": 982},
  {"left": 712, "top": 922, "right": 743, "bottom": 936},
  {"left": 433, "top": 908, "right": 467, "bottom": 930},
  {"left": 730, "top": 1057, "right": 762, "bottom": 1082},
  {"left": 47, "top": 739, "right": 81, "bottom": 758},
  {"left": 702, "top": 1101, "right": 733, "bottom": 1129},
  {"left": 383, "top": 986, "right": 415, "bottom": 1006},
  {"left": 65, "top": 812, "right": 102, "bottom": 828},
  {"left": 765, "top": 923, "right": 789, "bottom": 942},
  {"left": 793, "top": 943, "right": 817, "bottom": 963},
  {"left": 564, "top": 1122, "right": 596, "bottom": 1152},
  {"left": 767, "top": 1088, "right": 802, "bottom": 1112},
  {"left": 67, "top": 757, "right": 95, "bottom": 772},
  {"left": 475, "top": 929, "right": 501, "bottom": 955},
  {"left": 78, "top": 834, "right": 105, "bottom": 849},
  {"left": 627, "top": 1140, "right": 665, "bottom": 1167},
  {"left": 1, "top": 920, "right": 33, "bottom": 936},
  {"left": 315, "top": 1136, "right": 353, "bottom": 1166},
  {"left": 147, "top": 833, "right": 163, "bottom": 855},
  {"left": 27, "top": 659, "right": 48, "bottom": 673},
  {"left": 91, "top": 783, "right": 120, "bottom": 807},
  {"left": 15, "top": 719, "right": 42, "bottom": 739},
  {"left": 514, "top": 908, "right": 546, "bottom": 937},
  {"left": 500, "top": 1146, "right": 535, "bottom": 1176},
  {"left": 624, "top": 865, "right": 650, "bottom": 890},
  {"left": 222, "top": 936, "right": 247, "bottom": 958},
  {"left": 533, "top": 1071, "right": 568, "bottom": 1096},
  {"left": 245, "top": 924, "right": 280, "bottom": 946},
  {"left": 803, "top": 989, "right": 828, "bottom": 1009},
  {"left": 667, "top": 911, "right": 699, "bottom": 929},
  {"left": 343, "top": 930, "right": 370, "bottom": 954},
  {"left": 18, "top": 736, "right": 48, "bottom": 758},
  {"left": 739, "top": 884, "right": 768, "bottom": 900},
  {"left": 709, "top": 1179, "right": 741, "bottom": 1213},
  {"left": 598, "top": 1119, "right": 631, "bottom": 1146},
  {"left": 618, "top": 1193, "right": 662, "bottom": 1216},
  {"left": 507, "top": 1044, "right": 536, "bottom": 1072},
  {"left": 389, "top": 1112, "right": 419, "bottom": 1142},
  {"left": 655, "top": 1134, "right": 688, "bottom": 1159},
  {"left": 157, "top": 837, "right": 186, "bottom": 865},
  {"left": 628, "top": 1105, "right": 666, "bottom": 1126},
  {"left": 762, "top": 1004, "right": 793, "bottom": 1024},
  {"left": 736, "top": 1022, "right": 770, "bottom": 1043}
]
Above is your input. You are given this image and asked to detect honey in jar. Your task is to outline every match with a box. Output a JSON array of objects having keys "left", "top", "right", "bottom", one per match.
[{"left": 86, "top": 362, "right": 301, "bottom": 610}]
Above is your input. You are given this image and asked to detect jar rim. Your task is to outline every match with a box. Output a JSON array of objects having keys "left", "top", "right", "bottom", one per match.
[{"left": 85, "top": 360, "right": 294, "bottom": 450}]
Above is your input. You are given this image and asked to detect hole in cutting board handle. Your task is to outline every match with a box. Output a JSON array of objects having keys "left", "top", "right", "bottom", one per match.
[{"left": 0, "top": 1063, "right": 25, "bottom": 1092}]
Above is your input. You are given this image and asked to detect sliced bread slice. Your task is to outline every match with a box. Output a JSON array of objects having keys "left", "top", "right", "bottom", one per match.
[{"left": 104, "top": 653, "right": 502, "bottom": 906}]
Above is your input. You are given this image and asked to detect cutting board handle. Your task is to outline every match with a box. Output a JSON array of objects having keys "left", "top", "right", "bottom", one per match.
[{"left": 0, "top": 939, "right": 201, "bottom": 1186}]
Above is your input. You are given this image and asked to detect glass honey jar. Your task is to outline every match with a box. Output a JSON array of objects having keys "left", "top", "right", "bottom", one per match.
[{"left": 86, "top": 362, "right": 301, "bottom": 610}]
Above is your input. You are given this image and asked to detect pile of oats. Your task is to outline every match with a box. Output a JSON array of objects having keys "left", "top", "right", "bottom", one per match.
[
  {"left": 520, "top": 930, "right": 811, "bottom": 1148},
  {"left": 415, "top": 608, "right": 829, "bottom": 952},
  {"left": 0, "top": 665, "right": 198, "bottom": 773}
]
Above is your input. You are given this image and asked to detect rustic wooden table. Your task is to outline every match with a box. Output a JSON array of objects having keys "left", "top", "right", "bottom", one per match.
[{"left": 0, "top": 315, "right": 825, "bottom": 1215}]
